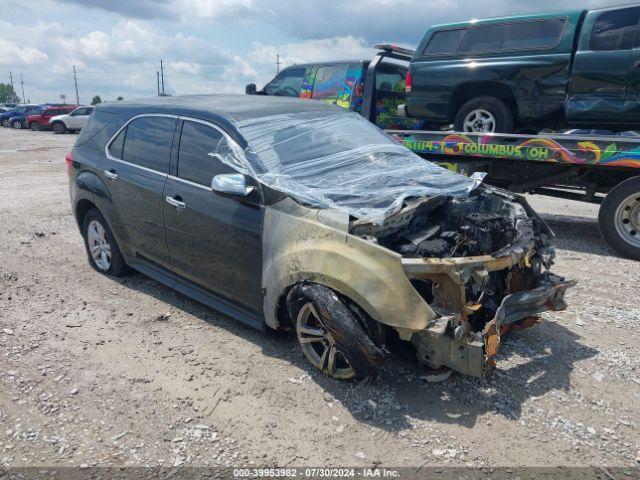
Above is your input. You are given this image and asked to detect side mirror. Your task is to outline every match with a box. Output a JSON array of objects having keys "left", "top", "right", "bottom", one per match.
[
  {"left": 245, "top": 83, "right": 257, "bottom": 95},
  {"left": 211, "top": 173, "right": 255, "bottom": 197}
]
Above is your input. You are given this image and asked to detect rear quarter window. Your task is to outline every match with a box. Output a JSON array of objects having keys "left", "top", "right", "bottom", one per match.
[
  {"left": 75, "top": 109, "right": 120, "bottom": 148},
  {"left": 423, "top": 29, "right": 467, "bottom": 55},
  {"left": 459, "top": 19, "right": 566, "bottom": 53}
]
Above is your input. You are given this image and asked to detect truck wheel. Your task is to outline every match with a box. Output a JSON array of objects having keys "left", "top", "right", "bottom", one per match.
[
  {"left": 13, "top": 120, "right": 22, "bottom": 129},
  {"left": 287, "top": 283, "right": 384, "bottom": 380},
  {"left": 30, "top": 122, "right": 39, "bottom": 131},
  {"left": 598, "top": 176, "right": 640, "bottom": 260},
  {"left": 52, "top": 121, "right": 66, "bottom": 134},
  {"left": 454, "top": 96, "right": 514, "bottom": 133}
]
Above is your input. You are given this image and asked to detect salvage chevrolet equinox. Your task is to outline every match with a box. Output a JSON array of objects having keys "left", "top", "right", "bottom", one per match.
[{"left": 68, "top": 95, "right": 574, "bottom": 380}]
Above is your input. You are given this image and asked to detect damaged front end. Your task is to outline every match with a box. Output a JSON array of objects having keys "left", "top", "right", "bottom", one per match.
[{"left": 350, "top": 186, "right": 575, "bottom": 378}]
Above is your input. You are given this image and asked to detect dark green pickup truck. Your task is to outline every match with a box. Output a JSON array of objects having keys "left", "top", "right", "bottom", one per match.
[{"left": 407, "top": 5, "right": 640, "bottom": 133}]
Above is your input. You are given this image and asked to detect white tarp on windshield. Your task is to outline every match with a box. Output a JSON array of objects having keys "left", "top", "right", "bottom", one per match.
[{"left": 217, "top": 111, "right": 484, "bottom": 223}]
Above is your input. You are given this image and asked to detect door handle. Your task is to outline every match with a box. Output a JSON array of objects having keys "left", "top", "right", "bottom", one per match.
[
  {"left": 165, "top": 195, "right": 186, "bottom": 209},
  {"left": 103, "top": 169, "right": 118, "bottom": 180}
]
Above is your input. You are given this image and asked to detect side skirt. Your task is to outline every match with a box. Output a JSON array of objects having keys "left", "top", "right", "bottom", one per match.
[{"left": 129, "top": 259, "right": 265, "bottom": 332}]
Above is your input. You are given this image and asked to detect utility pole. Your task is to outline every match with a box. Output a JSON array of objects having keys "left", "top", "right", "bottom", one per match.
[
  {"left": 9, "top": 71, "right": 16, "bottom": 103},
  {"left": 160, "top": 60, "right": 165, "bottom": 95},
  {"left": 73, "top": 65, "right": 80, "bottom": 105},
  {"left": 276, "top": 54, "right": 281, "bottom": 73},
  {"left": 20, "top": 74, "right": 25, "bottom": 106},
  {"left": 157, "top": 71, "right": 160, "bottom": 96}
]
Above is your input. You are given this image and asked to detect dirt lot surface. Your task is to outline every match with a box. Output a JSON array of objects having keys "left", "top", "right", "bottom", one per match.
[{"left": 1, "top": 127, "right": 639, "bottom": 469}]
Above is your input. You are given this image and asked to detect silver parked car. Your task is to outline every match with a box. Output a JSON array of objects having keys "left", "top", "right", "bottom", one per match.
[{"left": 50, "top": 106, "right": 94, "bottom": 134}]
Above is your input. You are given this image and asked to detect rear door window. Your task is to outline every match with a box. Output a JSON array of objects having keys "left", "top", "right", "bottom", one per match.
[
  {"left": 177, "top": 120, "right": 235, "bottom": 187},
  {"left": 120, "top": 116, "right": 177, "bottom": 173},
  {"left": 264, "top": 67, "right": 306, "bottom": 97},
  {"left": 424, "top": 29, "right": 467, "bottom": 55},
  {"left": 591, "top": 7, "right": 640, "bottom": 51}
]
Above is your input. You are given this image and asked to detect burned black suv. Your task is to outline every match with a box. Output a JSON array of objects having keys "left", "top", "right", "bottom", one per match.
[{"left": 68, "top": 95, "right": 574, "bottom": 380}]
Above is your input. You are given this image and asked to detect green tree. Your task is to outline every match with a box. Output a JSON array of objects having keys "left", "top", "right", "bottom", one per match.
[
  {"left": 91, "top": 95, "right": 102, "bottom": 105},
  {"left": 0, "top": 83, "right": 20, "bottom": 103},
  {"left": 116, "top": 96, "right": 123, "bottom": 101}
]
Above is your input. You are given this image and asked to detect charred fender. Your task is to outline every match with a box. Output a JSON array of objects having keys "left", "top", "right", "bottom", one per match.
[{"left": 262, "top": 198, "right": 436, "bottom": 331}]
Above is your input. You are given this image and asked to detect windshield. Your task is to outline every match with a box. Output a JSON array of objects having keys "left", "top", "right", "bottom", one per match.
[{"left": 219, "top": 111, "right": 482, "bottom": 222}]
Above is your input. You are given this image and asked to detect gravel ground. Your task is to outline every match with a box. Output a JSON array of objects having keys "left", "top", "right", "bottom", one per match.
[{"left": 0, "top": 127, "right": 638, "bottom": 469}]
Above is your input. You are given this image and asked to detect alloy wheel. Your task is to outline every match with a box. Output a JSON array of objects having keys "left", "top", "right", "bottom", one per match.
[
  {"left": 296, "top": 302, "right": 356, "bottom": 380},
  {"left": 86, "top": 220, "right": 112, "bottom": 271}
]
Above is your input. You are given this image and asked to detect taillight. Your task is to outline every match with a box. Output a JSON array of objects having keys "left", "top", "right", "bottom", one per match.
[
  {"left": 65, "top": 152, "right": 74, "bottom": 173},
  {"left": 405, "top": 70, "right": 412, "bottom": 93}
]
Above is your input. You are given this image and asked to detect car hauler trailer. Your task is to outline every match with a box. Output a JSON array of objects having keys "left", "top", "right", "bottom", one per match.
[{"left": 249, "top": 44, "right": 640, "bottom": 260}]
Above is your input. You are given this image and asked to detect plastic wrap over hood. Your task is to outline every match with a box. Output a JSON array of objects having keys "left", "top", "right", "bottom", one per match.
[{"left": 218, "top": 110, "right": 484, "bottom": 223}]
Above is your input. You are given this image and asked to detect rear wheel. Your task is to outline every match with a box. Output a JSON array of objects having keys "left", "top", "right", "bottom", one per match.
[
  {"left": 30, "top": 122, "right": 39, "bottom": 131},
  {"left": 1, "top": 119, "right": 9, "bottom": 128},
  {"left": 598, "top": 176, "right": 640, "bottom": 260},
  {"left": 52, "top": 121, "right": 66, "bottom": 134},
  {"left": 454, "top": 96, "right": 514, "bottom": 133},
  {"left": 82, "top": 209, "right": 128, "bottom": 276}
]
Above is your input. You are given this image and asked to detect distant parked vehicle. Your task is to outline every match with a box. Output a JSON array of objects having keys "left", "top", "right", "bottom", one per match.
[
  {"left": 407, "top": 5, "right": 640, "bottom": 133},
  {"left": 8, "top": 107, "right": 45, "bottom": 129},
  {"left": 50, "top": 106, "right": 94, "bottom": 134},
  {"left": 1, "top": 105, "right": 44, "bottom": 127},
  {"left": 26, "top": 106, "right": 77, "bottom": 131}
]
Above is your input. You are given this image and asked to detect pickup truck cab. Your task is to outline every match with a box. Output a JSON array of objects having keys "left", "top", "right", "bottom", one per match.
[{"left": 407, "top": 5, "right": 640, "bottom": 133}]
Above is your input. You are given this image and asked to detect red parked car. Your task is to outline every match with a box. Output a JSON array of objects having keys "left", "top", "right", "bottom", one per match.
[{"left": 26, "top": 106, "right": 77, "bottom": 131}]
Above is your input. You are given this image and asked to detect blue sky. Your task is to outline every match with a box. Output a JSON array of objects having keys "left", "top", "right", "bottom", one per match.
[{"left": 1, "top": 0, "right": 635, "bottom": 103}]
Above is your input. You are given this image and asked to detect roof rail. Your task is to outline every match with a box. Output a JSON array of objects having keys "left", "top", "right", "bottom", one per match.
[{"left": 374, "top": 44, "right": 415, "bottom": 59}]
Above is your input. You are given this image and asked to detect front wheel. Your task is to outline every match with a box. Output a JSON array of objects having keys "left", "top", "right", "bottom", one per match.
[
  {"left": 598, "top": 176, "right": 640, "bottom": 260},
  {"left": 82, "top": 209, "right": 128, "bottom": 276},
  {"left": 287, "top": 284, "right": 384, "bottom": 380},
  {"left": 30, "top": 122, "right": 39, "bottom": 131},
  {"left": 13, "top": 120, "right": 22, "bottom": 129},
  {"left": 454, "top": 96, "right": 514, "bottom": 133},
  {"left": 52, "top": 121, "right": 66, "bottom": 134}
]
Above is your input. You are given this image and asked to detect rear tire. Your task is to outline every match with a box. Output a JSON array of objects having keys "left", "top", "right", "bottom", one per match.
[
  {"left": 52, "top": 121, "right": 66, "bottom": 134},
  {"left": 454, "top": 96, "right": 514, "bottom": 133},
  {"left": 1, "top": 119, "right": 9, "bottom": 128},
  {"left": 598, "top": 176, "right": 640, "bottom": 260},
  {"left": 81, "top": 208, "right": 128, "bottom": 276}
]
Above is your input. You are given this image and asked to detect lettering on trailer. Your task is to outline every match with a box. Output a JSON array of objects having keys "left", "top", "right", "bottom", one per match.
[{"left": 398, "top": 133, "right": 640, "bottom": 169}]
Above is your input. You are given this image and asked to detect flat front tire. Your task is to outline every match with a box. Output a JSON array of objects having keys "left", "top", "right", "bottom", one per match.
[
  {"left": 287, "top": 284, "right": 384, "bottom": 380},
  {"left": 82, "top": 208, "right": 128, "bottom": 276},
  {"left": 599, "top": 176, "right": 640, "bottom": 260}
]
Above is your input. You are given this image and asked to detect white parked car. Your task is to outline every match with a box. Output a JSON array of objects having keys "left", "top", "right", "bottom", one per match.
[{"left": 50, "top": 106, "right": 94, "bottom": 134}]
